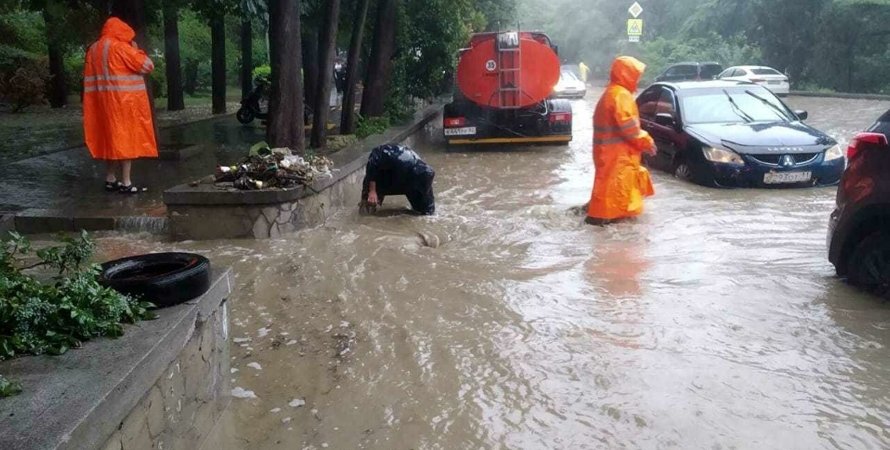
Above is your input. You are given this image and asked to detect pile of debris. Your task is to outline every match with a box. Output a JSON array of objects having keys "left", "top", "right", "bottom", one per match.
[{"left": 216, "top": 145, "right": 334, "bottom": 190}]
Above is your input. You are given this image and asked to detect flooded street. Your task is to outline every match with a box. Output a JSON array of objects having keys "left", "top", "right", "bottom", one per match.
[{"left": 97, "top": 89, "right": 890, "bottom": 449}]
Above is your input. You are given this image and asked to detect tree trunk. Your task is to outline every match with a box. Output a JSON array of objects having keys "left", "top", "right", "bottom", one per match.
[
  {"left": 241, "top": 18, "right": 253, "bottom": 99},
  {"left": 163, "top": 2, "right": 185, "bottom": 111},
  {"left": 210, "top": 13, "right": 227, "bottom": 114},
  {"left": 267, "top": 0, "right": 305, "bottom": 151},
  {"left": 340, "top": 0, "right": 369, "bottom": 134},
  {"left": 310, "top": 0, "right": 340, "bottom": 148},
  {"left": 302, "top": 29, "right": 319, "bottom": 115},
  {"left": 45, "top": 28, "right": 67, "bottom": 108},
  {"left": 360, "top": 0, "right": 397, "bottom": 118},
  {"left": 111, "top": 0, "right": 149, "bottom": 47}
]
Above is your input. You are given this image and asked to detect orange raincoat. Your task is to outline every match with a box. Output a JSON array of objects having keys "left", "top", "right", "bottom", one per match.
[
  {"left": 83, "top": 17, "right": 157, "bottom": 160},
  {"left": 587, "top": 56, "right": 655, "bottom": 221}
]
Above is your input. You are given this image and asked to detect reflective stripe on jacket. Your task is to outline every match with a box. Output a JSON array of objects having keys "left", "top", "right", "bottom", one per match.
[
  {"left": 82, "top": 17, "right": 157, "bottom": 160},
  {"left": 587, "top": 56, "right": 655, "bottom": 221}
]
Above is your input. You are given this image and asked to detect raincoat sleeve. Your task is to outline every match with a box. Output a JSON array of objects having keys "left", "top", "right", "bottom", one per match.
[
  {"left": 614, "top": 90, "right": 655, "bottom": 153},
  {"left": 117, "top": 43, "right": 155, "bottom": 75}
]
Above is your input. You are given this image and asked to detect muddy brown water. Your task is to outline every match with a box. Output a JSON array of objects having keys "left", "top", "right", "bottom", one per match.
[{"left": 95, "top": 89, "right": 890, "bottom": 449}]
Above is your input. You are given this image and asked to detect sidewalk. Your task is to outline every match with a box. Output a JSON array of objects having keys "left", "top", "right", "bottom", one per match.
[
  {"left": 0, "top": 98, "right": 368, "bottom": 235},
  {"left": 0, "top": 115, "right": 266, "bottom": 233}
]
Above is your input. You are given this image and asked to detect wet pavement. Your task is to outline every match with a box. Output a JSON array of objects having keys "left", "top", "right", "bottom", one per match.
[
  {"left": 0, "top": 117, "right": 265, "bottom": 214},
  {"left": 89, "top": 89, "right": 890, "bottom": 449}
]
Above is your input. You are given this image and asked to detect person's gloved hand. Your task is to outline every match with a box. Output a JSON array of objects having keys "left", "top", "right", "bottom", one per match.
[{"left": 645, "top": 145, "right": 658, "bottom": 156}]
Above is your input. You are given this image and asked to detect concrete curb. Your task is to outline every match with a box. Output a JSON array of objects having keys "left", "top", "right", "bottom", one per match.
[{"left": 790, "top": 91, "right": 890, "bottom": 101}]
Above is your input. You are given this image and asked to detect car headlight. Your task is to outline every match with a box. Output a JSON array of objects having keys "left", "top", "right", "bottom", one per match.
[
  {"left": 823, "top": 144, "right": 844, "bottom": 161},
  {"left": 702, "top": 146, "right": 745, "bottom": 165}
]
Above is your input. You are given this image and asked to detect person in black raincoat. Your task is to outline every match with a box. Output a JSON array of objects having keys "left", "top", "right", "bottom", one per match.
[{"left": 360, "top": 144, "right": 436, "bottom": 215}]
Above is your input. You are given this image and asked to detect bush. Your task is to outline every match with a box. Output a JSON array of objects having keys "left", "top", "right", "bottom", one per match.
[
  {"left": 63, "top": 50, "right": 85, "bottom": 94},
  {"left": 0, "top": 58, "right": 49, "bottom": 112},
  {"left": 148, "top": 57, "right": 167, "bottom": 99},
  {"left": 252, "top": 64, "right": 270, "bottom": 84},
  {"left": 355, "top": 115, "right": 390, "bottom": 139},
  {"left": 0, "top": 231, "right": 155, "bottom": 361}
]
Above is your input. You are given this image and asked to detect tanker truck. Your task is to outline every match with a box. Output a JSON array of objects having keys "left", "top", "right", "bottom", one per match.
[{"left": 443, "top": 31, "right": 573, "bottom": 146}]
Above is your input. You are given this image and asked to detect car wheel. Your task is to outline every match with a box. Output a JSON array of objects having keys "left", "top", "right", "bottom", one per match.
[
  {"left": 848, "top": 231, "right": 890, "bottom": 299},
  {"left": 674, "top": 159, "right": 692, "bottom": 181},
  {"left": 99, "top": 253, "right": 213, "bottom": 308},
  {"left": 236, "top": 107, "right": 254, "bottom": 124}
]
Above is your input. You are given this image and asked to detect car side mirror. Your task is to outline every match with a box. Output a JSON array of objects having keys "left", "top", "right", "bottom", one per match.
[
  {"left": 794, "top": 110, "right": 808, "bottom": 121},
  {"left": 655, "top": 113, "right": 677, "bottom": 129}
]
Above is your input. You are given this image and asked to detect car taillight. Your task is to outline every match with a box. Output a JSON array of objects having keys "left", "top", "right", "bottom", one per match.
[
  {"left": 549, "top": 112, "right": 572, "bottom": 123},
  {"left": 444, "top": 117, "right": 466, "bottom": 127},
  {"left": 847, "top": 132, "right": 889, "bottom": 160}
]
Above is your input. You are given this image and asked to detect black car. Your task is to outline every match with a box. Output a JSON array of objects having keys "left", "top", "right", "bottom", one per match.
[
  {"left": 654, "top": 62, "right": 723, "bottom": 82},
  {"left": 636, "top": 81, "right": 845, "bottom": 188},
  {"left": 828, "top": 110, "right": 890, "bottom": 299}
]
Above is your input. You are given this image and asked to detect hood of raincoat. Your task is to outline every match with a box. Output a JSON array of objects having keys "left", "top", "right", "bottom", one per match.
[
  {"left": 609, "top": 56, "right": 646, "bottom": 92},
  {"left": 101, "top": 17, "right": 136, "bottom": 43}
]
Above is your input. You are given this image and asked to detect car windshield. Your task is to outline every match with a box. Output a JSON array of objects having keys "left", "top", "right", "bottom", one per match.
[
  {"left": 560, "top": 71, "right": 579, "bottom": 81},
  {"left": 751, "top": 68, "right": 782, "bottom": 75},
  {"left": 680, "top": 87, "right": 796, "bottom": 124}
]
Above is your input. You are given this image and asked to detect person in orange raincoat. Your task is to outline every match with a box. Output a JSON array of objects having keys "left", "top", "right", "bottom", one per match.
[
  {"left": 586, "top": 56, "right": 656, "bottom": 225},
  {"left": 83, "top": 17, "right": 157, "bottom": 194}
]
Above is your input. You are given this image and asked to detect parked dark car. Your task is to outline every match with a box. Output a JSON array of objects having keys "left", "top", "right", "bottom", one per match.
[
  {"left": 654, "top": 62, "right": 724, "bottom": 82},
  {"left": 636, "top": 81, "right": 845, "bottom": 188},
  {"left": 828, "top": 110, "right": 890, "bottom": 299}
]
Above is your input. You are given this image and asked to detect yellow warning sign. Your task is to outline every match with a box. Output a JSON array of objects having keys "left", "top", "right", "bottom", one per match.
[{"left": 627, "top": 19, "right": 643, "bottom": 37}]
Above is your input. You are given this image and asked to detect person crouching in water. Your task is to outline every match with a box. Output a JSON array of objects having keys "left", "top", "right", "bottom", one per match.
[
  {"left": 586, "top": 56, "right": 657, "bottom": 226},
  {"left": 360, "top": 144, "right": 436, "bottom": 215}
]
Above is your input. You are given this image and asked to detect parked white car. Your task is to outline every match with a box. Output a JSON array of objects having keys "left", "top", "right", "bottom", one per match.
[
  {"left": 551, "top": 70, "right": 586, "bottom": 99},
  {"left": 718, "top": 66, "right": 790, "bottom": 96}
]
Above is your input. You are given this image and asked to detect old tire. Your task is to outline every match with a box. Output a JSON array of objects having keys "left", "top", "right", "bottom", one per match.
[
  {"left": 847, "top": 231, "right": 890, "bottom": 300},
  {"left": 236, "top": 107, "right": 254, "bottom": 124},
  {"left": 99, "top": 253, "right": 212, "bottom": 308}
]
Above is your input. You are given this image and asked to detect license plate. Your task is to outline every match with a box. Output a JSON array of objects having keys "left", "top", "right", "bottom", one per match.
[
  {"left": 764, "top": 171, "right": 812, "bottom": 184},
  {"left": 444, "top": 126, "right": 476, "bottom": 136}
]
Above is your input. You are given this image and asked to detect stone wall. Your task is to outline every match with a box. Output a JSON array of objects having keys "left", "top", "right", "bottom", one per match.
[
  {"left": 167, "top": 169, "right": 364, "bottom": 240},
  {"left": 0, "top": 270, "right": 232, "bottom": 450},
  {"left": 102, "top": 302, "right": 230, "bottom": 450}
]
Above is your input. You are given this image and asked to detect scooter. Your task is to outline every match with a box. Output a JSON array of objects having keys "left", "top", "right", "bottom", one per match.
[{"left": 236, "top": 77, "right": 312, "bottom": 125}]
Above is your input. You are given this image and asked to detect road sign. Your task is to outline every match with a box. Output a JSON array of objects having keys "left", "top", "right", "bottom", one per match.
[
  {"left": 628, "top": 2, "right": 643, "bottom": 18},
  {"left": 627, "top": 19, "right": 643, "bottom": 36}
]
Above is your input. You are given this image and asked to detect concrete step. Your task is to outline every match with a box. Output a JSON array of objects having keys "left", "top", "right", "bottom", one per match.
[{"left": 12, "top": 208, "right": 169, "bottom": 235}]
